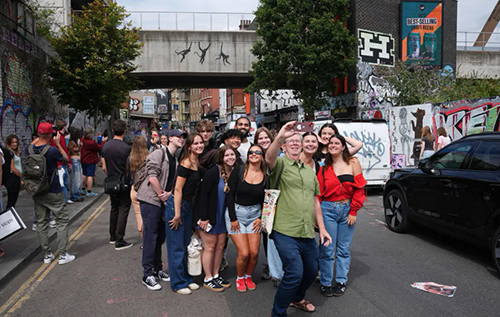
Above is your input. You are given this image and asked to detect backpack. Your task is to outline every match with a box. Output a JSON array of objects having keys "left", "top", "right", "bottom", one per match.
[
  {"left": 23, "top": 145, "right": 54, "bottom": 196},
  {"left": 133, "top": 148, "right": 166, "bottom": 192}
]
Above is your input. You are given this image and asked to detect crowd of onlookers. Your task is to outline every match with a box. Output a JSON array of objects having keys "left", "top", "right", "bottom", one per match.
[{"left": 1, "top": 116, "right": 372, "bottom": 316}]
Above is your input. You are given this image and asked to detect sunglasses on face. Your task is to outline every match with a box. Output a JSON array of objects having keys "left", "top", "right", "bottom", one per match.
[{"left": 248, "top": 150, "right": 263, "bottom": 155}]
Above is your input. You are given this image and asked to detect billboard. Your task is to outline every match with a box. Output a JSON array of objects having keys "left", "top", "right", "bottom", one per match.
[{"left": 401, "top": 1, "right": 442, "bottom": 67}]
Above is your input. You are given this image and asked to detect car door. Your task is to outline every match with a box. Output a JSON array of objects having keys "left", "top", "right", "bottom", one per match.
[
  {"left": 408, "top": 141, "right": 476, "bottom": 225},
  {"left": 448, "top": 141, "right": 500, "bottom": 240}
]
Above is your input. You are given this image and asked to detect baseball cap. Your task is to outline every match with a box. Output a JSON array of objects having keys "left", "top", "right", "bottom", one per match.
[
  {"left": 37, "top": 122, "right": 55, "bottom": 135},
  {"left": 168, "top": 129, "right": 188, "bottom": 138}
]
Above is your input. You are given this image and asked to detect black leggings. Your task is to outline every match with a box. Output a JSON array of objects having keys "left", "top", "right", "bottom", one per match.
[{"left": 6, "top": 189, "right": 19, "bottom": 209}]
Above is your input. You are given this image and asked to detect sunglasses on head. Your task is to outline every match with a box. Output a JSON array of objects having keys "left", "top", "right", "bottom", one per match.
[{"left": 248, "top": 150, "right": 263, "bottom": 155}]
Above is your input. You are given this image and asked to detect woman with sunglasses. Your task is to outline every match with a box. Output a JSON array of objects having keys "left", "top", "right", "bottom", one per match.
[{"left": 225, "top": 144, "right": 267, "bottom": 292}]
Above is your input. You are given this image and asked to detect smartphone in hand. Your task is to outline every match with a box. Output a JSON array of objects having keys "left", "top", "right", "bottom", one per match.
[{"left": 293, "top": 121, "right": 314, "bottom": 133}]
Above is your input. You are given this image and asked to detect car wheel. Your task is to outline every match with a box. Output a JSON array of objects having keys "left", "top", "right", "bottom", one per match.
[
  {"left": 384, "top": 189, "right": 412, "bottom": 233},
  {"left": 491, "top": 226, "right": 500, "bottom": 275}
]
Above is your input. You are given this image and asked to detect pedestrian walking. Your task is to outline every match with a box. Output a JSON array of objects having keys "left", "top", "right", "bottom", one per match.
[
  {"left": 101, "top": 120, "right": 133, "bottom": 250},
  {"left": 419, "top": 126, "right": 434, "bottom": 160},
  {"left": 226, "top": 144, "right": 267, "bottom": 292},
  {"left": 165, "top": 133, "right": 204, "bottom": 295},
  {"left": 68, "top": 127, "right": 84, "bottom": 202},
  {"left": 317, "top": 133, "right": 366, "bottom": 297},
  {"left": 26, "top": 122, "right": 75, "bottom": 265},
  {"left": 81, "top": 127, "right": 106, "bottom": 196},
  {"left": 137, "top": 129, "right": 186, "bottom": 291},
  {"left": 265, "top": 121, "right": 332, "bottom": 316},
  {"left": 195, "top": 145, "right": 236, "bottom": 292}
]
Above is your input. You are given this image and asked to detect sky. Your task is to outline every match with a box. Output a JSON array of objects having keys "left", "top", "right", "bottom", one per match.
[{"left": 116, "top": 0, "right": 500, "bottom": 33}]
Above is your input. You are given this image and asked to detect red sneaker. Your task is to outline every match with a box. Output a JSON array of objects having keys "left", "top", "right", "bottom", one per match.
[
  {"left": 236, "top": 278, "right": 247, "bottom": 292},
  {"left": 246, "top": 277, "right": 256, "bottom": 291}
]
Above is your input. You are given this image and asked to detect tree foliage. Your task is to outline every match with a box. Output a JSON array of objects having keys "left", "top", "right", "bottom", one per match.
[
  {"left": 247, "top": 0, "right": 357, "bottom": 114},
  {"left": 376, "top": 60, "right": 500, "bottom": 106},
  {"left": 26, "top": 0, "right": 61, "bottom": 40},
  {"left": 47, "top": 0, "right": 142, "bottom": 122}
]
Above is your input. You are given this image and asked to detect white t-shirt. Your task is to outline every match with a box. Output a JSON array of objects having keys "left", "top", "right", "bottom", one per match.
[
  {"left": 238, "top": 141, "right": 251, "bottom": 163},
  {"left": 438, "top": 135, "right": 451, "bottom": 149}
]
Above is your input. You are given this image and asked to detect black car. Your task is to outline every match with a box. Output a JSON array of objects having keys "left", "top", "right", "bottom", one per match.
[{"left": 383, "top": 132, "right": 500, "bottom": 274}]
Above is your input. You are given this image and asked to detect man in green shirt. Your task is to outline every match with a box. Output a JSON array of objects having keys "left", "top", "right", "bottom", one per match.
[{"left": 266, "top": 121, "right": 331, "bottom": 316}]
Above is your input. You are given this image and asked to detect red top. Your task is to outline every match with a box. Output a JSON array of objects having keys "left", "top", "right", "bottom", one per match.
[
  {"left": 80, "top": 137, "right": 105, "bottom": 164},
  {"left": 317, "top": 165, "right": 367, "bottom": 216},
  {"left": 50, "top": 137, "right": 70, "bottom": 168}
]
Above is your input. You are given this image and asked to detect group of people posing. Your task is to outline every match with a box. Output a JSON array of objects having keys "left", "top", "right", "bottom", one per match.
[{"left": 113, "top": 117, "right": 367, "bottom": 317}]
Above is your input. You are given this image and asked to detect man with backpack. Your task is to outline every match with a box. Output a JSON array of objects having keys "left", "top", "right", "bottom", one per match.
[
  {"left": 101, "top": 120, "right": 133, "bottom": 250},
  {"left": 137, "top": 129, "right": 185, "bottom": 290},
  {"left": 25, "top": 122, "right": 75, "bottom": 265}
]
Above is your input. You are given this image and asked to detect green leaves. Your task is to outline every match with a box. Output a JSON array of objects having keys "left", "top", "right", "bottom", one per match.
[
  {"left": 247, "top": 0, "right": 356, "bottom": 114},
  {"left": 47, "top": 0, "right": 142, "bottom": 118}
]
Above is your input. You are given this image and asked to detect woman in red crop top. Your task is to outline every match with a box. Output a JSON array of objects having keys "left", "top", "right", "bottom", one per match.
[{"left": 317, "top": 133, "right": 366, "bottom": 297}]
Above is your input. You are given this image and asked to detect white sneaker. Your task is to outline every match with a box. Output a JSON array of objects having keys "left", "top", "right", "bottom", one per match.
[
  {"left": 67, "top": 200, "right": 74, "bottom": 204},
  {"left": 32, "top": 223, "right": 37, "bottom": 231},
  {"left": 58, "top": 252, "right": 76, "bottom": 265},
  {"left": 43, "top": 253, "right": 55, "bottom": 264},
  {"left": 49, "top": 220, "right": 56, "bottom": 228},
  {"left": 188, "top": 283, "right": 200, "bottom": 290},
  {"left": 175, "top": 288, "right": 192, "bottom": 295}
]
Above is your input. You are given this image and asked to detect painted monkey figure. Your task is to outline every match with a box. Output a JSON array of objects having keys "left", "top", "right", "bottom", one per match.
[
  {"left": 215, "top": 43, "right": 231, "bottom": 66},
  {"left": 194, "top": 42, "right": 211, "bottom": 64},
  {"left": 175, "top": 42, "right": 193, "bottom": 63}
]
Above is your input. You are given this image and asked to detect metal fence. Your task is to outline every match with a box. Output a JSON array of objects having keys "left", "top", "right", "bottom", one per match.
[
  {"left": 124, "top": 11, "right": 256, "bottom": 31},
  {"left": 457, "top": 31, "right": 500, "bottom": 51}
]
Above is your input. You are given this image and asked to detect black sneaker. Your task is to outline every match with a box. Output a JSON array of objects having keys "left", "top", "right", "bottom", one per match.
[
  {"left": 156, "top": 270, "right": 170, "bottom": 282},
  {"left": 214, "top": 276, "right": 231, "bottom": 288},
  {"left": 320, "top": 285, "right": 335, "bottom": 297},
  {"left": 115, "top": 241, "right": 133, "bottom": 250},
  {"left": 261, "top": 265, "right": 271, "bottom": 280},
  {"left": 203, "top": 279, "right": 224, "bottom": 292},
  {"left": 332, "top": 282, "right": 346, "bottom": 297},
  {"left": 109, "top": 236, "right": 116, "bottom": 244},
  {"left": 143, "top": 276, "right": 161, "bottom": 291}
]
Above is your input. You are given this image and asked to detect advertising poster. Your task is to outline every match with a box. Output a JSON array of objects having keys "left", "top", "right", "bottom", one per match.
[{"left": 401, "top": 1, "right": 443, "bottom": 66}]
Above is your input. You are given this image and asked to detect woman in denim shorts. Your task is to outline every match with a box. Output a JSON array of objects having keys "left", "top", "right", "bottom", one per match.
[{"left": 225, "top": 144, "right": 267, "bottom": 292}]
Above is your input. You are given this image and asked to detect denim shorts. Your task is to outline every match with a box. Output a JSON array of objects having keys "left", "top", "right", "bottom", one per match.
[
  {"left": 225, "top": 203, "right": 261, "bottom": 235},
  {"left": 82, "top": 163, "right": 96, "bottom": 177}
]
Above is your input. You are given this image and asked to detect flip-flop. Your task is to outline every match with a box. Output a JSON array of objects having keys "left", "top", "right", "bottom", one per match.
[{"left": 290, "top": 300, "right": 316, "bottom": 313}]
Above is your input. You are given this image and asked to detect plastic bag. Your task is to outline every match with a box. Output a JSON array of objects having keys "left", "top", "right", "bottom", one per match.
[{"left": 187, "top": 234, "right": 203, "bottom": 276}]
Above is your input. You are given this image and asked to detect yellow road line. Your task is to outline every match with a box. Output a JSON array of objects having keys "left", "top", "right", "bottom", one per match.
[{"left": 0, "top": 197, "right": 109, "bottom": 316}]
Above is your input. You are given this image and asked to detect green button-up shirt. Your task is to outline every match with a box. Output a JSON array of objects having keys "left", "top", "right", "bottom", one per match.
[{"left": 270, "top": 155, "right": 320, "bottom": 239}]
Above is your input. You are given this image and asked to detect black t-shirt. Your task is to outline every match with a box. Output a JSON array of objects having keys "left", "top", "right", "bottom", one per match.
[
  {"left": 25, "top": 144, "right": 63, "bottom": 193},
  {"left": 102, "top": 139, "right": 132, "bottom": 178},
  {"left": 177, "top": 165, "right": 200, "bottom": 202},
  {"left": 165, "top": 149, "right": 177, "bottom": 192}
]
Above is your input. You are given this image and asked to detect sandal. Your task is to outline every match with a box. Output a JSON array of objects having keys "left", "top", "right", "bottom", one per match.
[{"left": 290, "top": 300, "right": 316, "bottom": 313}]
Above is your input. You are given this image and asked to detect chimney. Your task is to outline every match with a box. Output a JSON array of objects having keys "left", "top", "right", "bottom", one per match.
[{"left": 239, "top": 19, "right": 251, "bottom": 30}]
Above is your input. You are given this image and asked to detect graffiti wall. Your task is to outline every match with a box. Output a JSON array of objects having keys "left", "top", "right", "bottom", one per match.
[{"left": 379, "top": 97, "right": 500, "bottom": 169}]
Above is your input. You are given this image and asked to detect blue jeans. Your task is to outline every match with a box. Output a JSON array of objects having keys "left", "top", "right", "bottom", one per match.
[
  {"left": 70, "top": 159, "right": 82, "bottom": 201},
  {"left": 271, "top": 231, "right": 318, "bottom": 317},
  {"left": 61, "top": 165, "right": 69, "bottom": 201},
  {"left": 267, "top": 234, "right": 284, "bottom": 279},
  {"left": 165, "top": 195, "right": 193, "bottom": 291},
  {"left": 319, "top": 201, "right": 355, "bottom": 286}
]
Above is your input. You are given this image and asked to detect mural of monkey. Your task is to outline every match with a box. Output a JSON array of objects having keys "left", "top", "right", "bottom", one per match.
[
  {"left": 215, "top": 43, "right": 231, "bottom": 66},
  {"left": 175, "top": 42, "right": 193, "bottom": 63},
  {"left": 194, "top": 42, "right": 211, "bottom": 64}
]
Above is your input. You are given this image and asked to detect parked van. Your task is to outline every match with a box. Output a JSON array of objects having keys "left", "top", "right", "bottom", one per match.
[
  {"left": 225, "top": 121, "right": 258, "bottom": 144},
  {"left": 314, "top": 119, "right": 391, "bottom": 186}
]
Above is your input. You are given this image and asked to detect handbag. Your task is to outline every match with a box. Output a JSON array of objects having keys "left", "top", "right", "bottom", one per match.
[
  {"left": 261, "top": 160, "right": 284, "bottom": 233},
  {"left": 104, "top": 159, "right": 131, "bottom": 195}
]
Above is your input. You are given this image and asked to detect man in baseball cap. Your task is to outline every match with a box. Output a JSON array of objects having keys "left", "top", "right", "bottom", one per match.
[
  {"left": 168, "top": 129, "right": 188, "bottom": 138},
  {"left": 37, "top": 122, "right": 56, "bottom": 134}
]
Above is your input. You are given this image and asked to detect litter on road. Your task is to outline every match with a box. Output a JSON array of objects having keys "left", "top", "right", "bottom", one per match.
[{"left": 411, "top": 282, "right": 457, "bottom": 297}]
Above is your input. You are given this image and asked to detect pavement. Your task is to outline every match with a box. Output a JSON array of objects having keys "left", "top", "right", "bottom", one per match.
[{"left": 0, "top": 168, "right": 107, "bottom": 287}]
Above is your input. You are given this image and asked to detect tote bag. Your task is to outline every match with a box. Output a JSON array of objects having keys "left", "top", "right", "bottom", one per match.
[
  {"left": 0, "top": 207, "right": 27, "bottom": 242},
  {"left": 261, "top": 161, "right": 284, "bottom": 233}
]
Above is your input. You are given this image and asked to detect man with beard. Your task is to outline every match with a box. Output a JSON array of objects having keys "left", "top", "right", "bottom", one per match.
[{"left": 235, "top": 117, "right": 252, "bottom": 163}]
